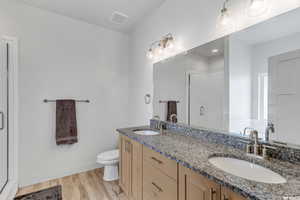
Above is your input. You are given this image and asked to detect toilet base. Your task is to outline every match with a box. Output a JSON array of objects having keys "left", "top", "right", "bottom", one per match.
[{"left": 103, "top": 164, "right": 119, "bottom": 181}]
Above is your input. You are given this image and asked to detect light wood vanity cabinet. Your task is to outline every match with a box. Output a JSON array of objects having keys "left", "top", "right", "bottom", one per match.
[
  {"left": 221, "top": 187, "right": 247, "bottom": 200},
  {"left": 143, "top": 146, "right": 177, "bottom": 180},
  {"left": 119, "top": 136, "right": 247, "bottom": 200},
  {"left": 179, "top": 166, "right": 246, "bottom": 200},
  {"left": 179, "top": 165, "right": 221, "bottom": 200},
  {"left": 143, "top": 146, "right": 178, "bottom": 200},
  {"left": 119, "top": 135, "right": 143, "bottom": 200}
]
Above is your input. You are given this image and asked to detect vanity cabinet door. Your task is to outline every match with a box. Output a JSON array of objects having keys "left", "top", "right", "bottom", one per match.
[
  {"left": 119, "top": 136, "right": 132, "bottom": 196},
  {"left": 119, "top": 136, "right": 143, "bottom": 200},
  {"left": 131, "top": 139, "right": 143, "bottom": 200},
  {"left": 179, "top": 165, "right": 221, "bottom": 200},
  {"left": 221, "top": 187, "right": 247, "bottom": 200}
]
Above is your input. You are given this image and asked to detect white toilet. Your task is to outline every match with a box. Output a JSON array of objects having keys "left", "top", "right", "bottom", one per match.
[{"left": 97, "top": 149, "right": 119, "bottom": 181}]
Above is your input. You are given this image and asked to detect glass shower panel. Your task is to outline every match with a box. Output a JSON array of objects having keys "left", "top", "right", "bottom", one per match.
[{"left": 0, "top": 41, "right": 9, "bottom": 193}]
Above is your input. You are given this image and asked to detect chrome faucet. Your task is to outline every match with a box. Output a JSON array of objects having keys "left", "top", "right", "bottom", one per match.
[
  {"left": 243, "top": 127, "right": 254, "bottom": 136},
  {"left": 153, "top": 115, "right": 160, "bottom": 129},
  {"left": 249, "top": 130, "right": 260, "bottom": 155},
  {"left": 158, "top": 121, "right": 165, "bottom": 135},
  {"left": 246, "top": 129, "right": 277, "bottom": 160},
  {"left": 169, "top": 114, "right": 177, "bottom": 123},
  {"left": 153, "top": 115, "right": 166, "bottom": 134},
  {"left": 265, "top": 122, "right": 275, "bottom": 142}
]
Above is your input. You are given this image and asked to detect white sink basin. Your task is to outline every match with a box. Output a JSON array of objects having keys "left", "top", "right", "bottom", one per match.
[
  {"left": 209, "top": 157, "right": 287, "bottom": 184},
  {"left": 134, "top": 130, "right": 160, "bottom": 136}
]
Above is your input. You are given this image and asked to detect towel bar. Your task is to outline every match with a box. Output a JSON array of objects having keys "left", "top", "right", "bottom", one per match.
[
  {"left": 43, "top": 99, "right": 90, "bottom": 103},
  {"left": 159, "top": 100, "right": 180, "bottom": 103}
]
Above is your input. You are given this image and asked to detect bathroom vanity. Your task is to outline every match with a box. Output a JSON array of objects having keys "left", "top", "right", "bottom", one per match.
[
  {"left": 117, "top": 125, "right": 300, "bottom": 200},
  {"left": 119, "top": 133, "right": 231, "bottom": 200}
]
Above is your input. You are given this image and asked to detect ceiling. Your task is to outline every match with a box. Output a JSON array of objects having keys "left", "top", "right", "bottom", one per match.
[
  {"left": 191, "top": 38, "right": 225, "bottom": 58},
  {"left": 19, "top": 0, "right": 166, "bottom": 33}
]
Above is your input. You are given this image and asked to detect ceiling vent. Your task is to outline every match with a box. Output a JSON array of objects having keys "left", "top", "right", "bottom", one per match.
[{"left": 110, "top": 11, "right": 129, "bottom": 25}]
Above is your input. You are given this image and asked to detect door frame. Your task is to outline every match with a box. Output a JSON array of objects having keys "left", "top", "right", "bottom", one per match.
[
  {"left": 268, "top": 49, "right": 300, "bottom": 144},
  {"left": 0, "top": 36, "right": 19, "bottom": 200}
]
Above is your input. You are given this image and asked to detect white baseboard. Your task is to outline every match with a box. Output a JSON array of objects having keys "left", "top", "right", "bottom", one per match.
[
  {"left": 0, "top": 180, "right": 18, "bottom": 200},
  {"left": 20, "top": 164, "right": 103, "bottom": 188}
]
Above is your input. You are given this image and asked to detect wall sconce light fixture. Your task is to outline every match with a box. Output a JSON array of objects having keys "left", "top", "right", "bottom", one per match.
[
  {"left": 147, "top": 33, "right": 176, "bottom": 60},
  {"left": 247, "top": 0, "right": 269, "bottom": 17},
  {"left": 218, "top": 0, "right": 234, "bottom": 31},
  {"left": 218, "top": 0, "right": 270, "bottom": 31}
]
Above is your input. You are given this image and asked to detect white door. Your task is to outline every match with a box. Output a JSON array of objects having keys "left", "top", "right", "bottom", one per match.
[
  {"left": 269, "top": 49, "right": 300, "bottom": 145},
  {"left": 189, "top": 71, "right": 224, "bottom": 129},
  {"left": 0, "top": 40, "right": 8, "bottom": 192}
]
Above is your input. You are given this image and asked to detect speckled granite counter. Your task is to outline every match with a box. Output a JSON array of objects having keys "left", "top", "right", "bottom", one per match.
[{"left": 117, "top": 126, "right": 300, "bottom": 200}]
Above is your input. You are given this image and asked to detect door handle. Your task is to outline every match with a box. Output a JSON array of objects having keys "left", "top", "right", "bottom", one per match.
[
  {"left": 151, "top": 157, "right": 163, "bottom": 164},
  {"left": 223, "top": 195, "right": 229, "bottom": 200},
  {"left": 210, "top": 188, "right": 216, "bottom": 200},
  {"left": 125, "top": 141, "right": 131, "bottom": 153},
  {"left": 151, "top": 182, "right": 163, "bottom": 192},
  {"left": 0, "top": 111, "right": 4, "bottom": 130}
]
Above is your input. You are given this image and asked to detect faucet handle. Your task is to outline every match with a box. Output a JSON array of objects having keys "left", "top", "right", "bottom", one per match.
[
  {"left": 169, "top": 114, "right": 177, "bottom": 123},
  {"left": 262, "top": 145, "right": 277, "bottom": 159},
  {"left": 249, "top": 130, "right": 259, "bottom": 141},
  {"left": 153, "top": 115, "right": 160, "bottom": 120},
  {"left": 263, "top": 145, "right": 277, "bottom": 150}
]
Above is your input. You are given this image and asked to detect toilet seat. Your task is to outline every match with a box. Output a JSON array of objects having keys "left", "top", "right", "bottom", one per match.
[
  {"left": 98, "top": 159, "right": 119, "bottom": 165},
  {"left": 97, "top": 149, "right": 119, "bottom": 161}
]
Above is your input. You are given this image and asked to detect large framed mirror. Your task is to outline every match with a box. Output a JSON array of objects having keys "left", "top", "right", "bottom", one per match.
[{"left": 153, "top": 7, "right": 300, "bottom": 146}]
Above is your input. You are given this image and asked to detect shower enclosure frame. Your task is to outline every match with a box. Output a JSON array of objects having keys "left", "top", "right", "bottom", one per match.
[{"left": 0, "top": 36, "right": 19, "bottom": 200}]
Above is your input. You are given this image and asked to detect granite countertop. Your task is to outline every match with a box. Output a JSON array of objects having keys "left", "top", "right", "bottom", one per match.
[{"left": 117, "top": 126, "right": 300, "bottom": 200}]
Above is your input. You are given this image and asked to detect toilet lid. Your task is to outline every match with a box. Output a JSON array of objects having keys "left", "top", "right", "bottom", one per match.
[{"left": 98, "top": 149, "right": 119, "bottom": 161}]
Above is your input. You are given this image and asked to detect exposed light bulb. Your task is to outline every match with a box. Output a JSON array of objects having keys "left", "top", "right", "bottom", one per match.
[
  {"left": 147, "top": 48, "right": 154, "bottom": 59},
  {"left": 220, "top": 8, "right": 232, "bottom": 26},
  {"left": 250, "top": 0, "right": 264, "bottom": 9},
  {"left": 248, "top": 0, "right": 268, "bottom": 17},
  {"left": 217, "top": 0, "right": 235, "bottom": 33},
  {"left": 157, "top": 44, "right": 164, "bottom": 55},
  {"left": 166, "top": 37, "right": 175, "bottom": 49}
]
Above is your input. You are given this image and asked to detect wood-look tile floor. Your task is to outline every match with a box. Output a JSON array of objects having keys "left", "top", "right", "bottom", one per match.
[{"left": 16, "top": 169, "right": 128, "bottom": 200}]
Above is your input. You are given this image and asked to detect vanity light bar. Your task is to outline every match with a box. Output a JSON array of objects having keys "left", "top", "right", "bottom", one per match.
[{"left": 147, "top": 33, "right": 175, "bottom": 60}]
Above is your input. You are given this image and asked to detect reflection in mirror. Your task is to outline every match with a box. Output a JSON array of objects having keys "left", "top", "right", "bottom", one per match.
[
  {"left": 229, "top": 8, "right": 300, "bottom": 145},
  {"left": 153, "top": 38, "right": 226, "bottom": 130},
  {"left": 153, "top": 7, "right": 300, "bottom": 146}
]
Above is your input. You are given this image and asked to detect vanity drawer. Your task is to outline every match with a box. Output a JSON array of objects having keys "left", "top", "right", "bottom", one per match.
[
  {"left": 143, "top": 146, "right": 177, "bottom": 180},
  {"left": 143, "top": 160, "right": 177, "bottom": 200}
]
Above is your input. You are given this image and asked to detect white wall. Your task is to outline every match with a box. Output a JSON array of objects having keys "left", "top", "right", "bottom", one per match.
[
  {"left": 228, "top": 37, "right": 252, "bottom": 134},
  {"left": 0, "top": 0, "right": 129, "bottom": 186},
  {"left": 128, "top": 0, "right": 300, "bottom": 126}
]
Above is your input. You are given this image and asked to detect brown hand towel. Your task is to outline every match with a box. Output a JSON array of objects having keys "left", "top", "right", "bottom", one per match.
[
  {"left": 167, "top": 101, "right": 178, "bottom": 123},
  {"left": 56, "top": 100, "right": 78, "bottom": 145}
]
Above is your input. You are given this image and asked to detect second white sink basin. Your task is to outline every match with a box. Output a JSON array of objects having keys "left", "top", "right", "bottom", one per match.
[
  {"left": 209, "top": 157, "right": 287, "bottom": 184},
  {"left": 134, "top": 130, "right": 160, "bottom": 136}
]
